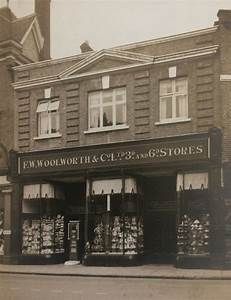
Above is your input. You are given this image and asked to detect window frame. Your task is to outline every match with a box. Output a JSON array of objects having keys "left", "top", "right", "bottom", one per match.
[
  {"left": 88, "top": 87, "right": 127, "bottom": 132},
  {"left": 36, "top": 99, "right": 60, "bottom": 138},
  {"left": 159, "top": 77, "right": 188, "bottom": 123}
]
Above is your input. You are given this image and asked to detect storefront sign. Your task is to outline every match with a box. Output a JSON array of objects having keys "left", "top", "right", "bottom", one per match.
[{"left": 18, "top": 136, "right": 209, "bottom": 175}]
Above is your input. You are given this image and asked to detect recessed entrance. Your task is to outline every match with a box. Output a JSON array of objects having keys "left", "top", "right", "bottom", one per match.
[{"left": 143, "top": 175, "right": 177, "bottom": 263}]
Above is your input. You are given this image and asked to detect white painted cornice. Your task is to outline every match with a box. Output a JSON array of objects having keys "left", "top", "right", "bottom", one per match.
[
  {"left": 12, "top": 45, "right": 219, "bottom": 91},
  {"left": 154, "top": 44, "right": 219, "bottom": 64},
  {"left": 12, "top": 52, "right": 91, "bottom": 72},
  {"left": 58, "top": 49, "right": 154, "bottom": 78}
]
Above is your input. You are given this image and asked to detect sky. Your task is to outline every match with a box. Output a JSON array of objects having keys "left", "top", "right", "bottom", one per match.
[{"left": 1, "top": 0, "right": 231, "bottom": 59}]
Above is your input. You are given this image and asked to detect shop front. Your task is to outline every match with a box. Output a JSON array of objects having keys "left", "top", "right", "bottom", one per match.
[{"left": 9, "top": 128, "right": 224, "bottom": 267}]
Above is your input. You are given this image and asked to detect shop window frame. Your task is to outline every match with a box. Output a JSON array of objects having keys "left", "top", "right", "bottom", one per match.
[{"left": 88, "top": 192, "right": 144, "bottom": 255}]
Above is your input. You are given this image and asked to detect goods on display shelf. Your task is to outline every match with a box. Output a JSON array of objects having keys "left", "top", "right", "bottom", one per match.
[
  {"left": 124, "top": 216, "right": 144, "bottom": 254},
  {"left": 22, "top": 215, "right": 65, "bottom": 255},
  {"left": 91, "top": 218, "right": 105, "bottom": 252},
  {"left": 91, "top": 215, "right": 144, "bottom": 254},
  {"left": 41, "top": 217, "right": 54, "bottom": 255},
  {"left": 0, "top": 209, "right": 4, "bottom": 255},
  {"left": 54, "top": 215, "right": 65, "bottom": 253},
  {"left": 111, "top": 216, "right": 123, "bottom": 252},
  {"left": 22, "top": 219, "right": 40, "bottom": 255},
  {"left": 177, "top": 214, "right": 210, "bottom": 255}
]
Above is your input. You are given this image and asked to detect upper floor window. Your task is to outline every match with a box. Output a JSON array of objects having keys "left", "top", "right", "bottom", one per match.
[
  {"left": 36, "top": 100, "right": 60, "bottom": 136},
  {"left": 159, "top": 77, "right": 188, "bottom": 122},
  {"left": 88, "top": 87, "right": 126, "bottom": 130}
]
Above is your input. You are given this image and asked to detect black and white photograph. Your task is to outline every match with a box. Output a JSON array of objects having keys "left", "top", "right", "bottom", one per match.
[{"left": 1, "top": 0, "right": 231, "bottom": 299}]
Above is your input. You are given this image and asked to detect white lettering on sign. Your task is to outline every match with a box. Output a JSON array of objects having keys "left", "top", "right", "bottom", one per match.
[{"left": 19, "top": 141, "right": 208, "bottom": 174}]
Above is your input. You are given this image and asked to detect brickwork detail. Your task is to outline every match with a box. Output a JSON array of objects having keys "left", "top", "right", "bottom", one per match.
[
  {"left": 134, "top": 71, "right": 150, "bottom": 138},
  {"left": 65, "top": 84, "right": 80, "bottom": 146},
  {"left": 196, "top": 59, "right": 215, "bottom": 131},
  {"left": 17, "top": 91, "right": 30, "bottom": 151}
]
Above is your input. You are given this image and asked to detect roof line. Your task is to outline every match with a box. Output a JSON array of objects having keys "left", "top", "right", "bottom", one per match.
[
  {"left": 58, "top": 48, "right": 154, "bottom": 78},
  {"left": 12, "top": 13, "right": 36, "bottom": 23},
  {"left": 13, "top": 44, "right": 219, "bottom": 90},
  {"left": 13, "top": 51, "right": 92, "bottom": 71},
  {"left": 112, "top": 26, "right": 218, "bottom": 51}
]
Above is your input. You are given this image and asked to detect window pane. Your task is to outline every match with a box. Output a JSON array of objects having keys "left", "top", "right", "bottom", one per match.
[
  {"left": 38, "top": 111, "right": 49, "bottom": 135},
  {"left": 103, "top": 106, "right": 113, "bottom": 126},
  {"left": 116, "top": 103, "right": 126, "bottom": 125},
  {"left": 160, "top": 80, "right": 172, "bottom": 95},
  {"left": 115, "top": 88, "right": 126, "bottom": 102},
  {"left": 50, "top": 111, "right": 59, "bottom": 133},
  {"left": 89, "top": 93, "right": 100, "bottom": 106},
  {"left": 90, "top": 107, "right": 100, "bottom": 128},
  {"left": 36, "top": 101, "right": 48, "bottom": 113},
  {"left": 175, "top": 78, "right": 187, "bottom": 93},
  {"left": 48, "top": 100, "right": 59, "bottom": 111},
  {"left": 176, "top": 95, "right": 187, "bottom": 118},
  {"left": 160, "top": 96, "right": 172, "bottom": 120},
  {"left": 102, "top": 91, "right": 112, "bottom": 104}
]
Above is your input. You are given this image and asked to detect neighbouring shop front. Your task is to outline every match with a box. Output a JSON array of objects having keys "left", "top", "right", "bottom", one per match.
[{"left": 9, "top": 128, "right": 224, "bottom": 267}]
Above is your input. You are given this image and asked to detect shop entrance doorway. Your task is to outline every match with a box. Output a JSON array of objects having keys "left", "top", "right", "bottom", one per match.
[
  {"left": 64, "top": 182, "right": 86, "bottom": 262},
  {"left": 143, "top": 175, "right": 177, "bottom": 263}
]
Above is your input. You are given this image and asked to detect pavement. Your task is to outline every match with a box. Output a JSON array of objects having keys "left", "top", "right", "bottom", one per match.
[{"left": 1, "top": 263, "right": 231, "bottom": 280}]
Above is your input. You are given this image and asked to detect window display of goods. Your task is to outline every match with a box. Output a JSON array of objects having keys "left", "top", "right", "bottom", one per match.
[
  {"left": 54, "top": 215, "right": 65, "bottom": 253},
  {"left": 90, "top": 215, "right": 144, "bottom": 254},
  {"left": 0, "top": 210, "right": 4, "bottom": 255},
  {"left": 41, "top": 217, "right": 54, "bottom": 255},
  {"left": 177, "top": 214, "right": 210, "bottom": 255},
  {"left": 124, "top": 216, "right": 144, "bottom": 254},
  {"left": 91, "top": 219, "right": 105, "bottom": 252},
  {"left": 22, "top": 219, "right": 40, "bottom": 255},
  {"left": 111, "top": 216, "right": 123, "bottom": 252},
  {"left": 22, "top": 215, "right": 65, "bottom": 255}
]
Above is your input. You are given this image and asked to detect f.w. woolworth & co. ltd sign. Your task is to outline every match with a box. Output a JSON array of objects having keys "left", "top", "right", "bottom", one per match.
[{"left": 17, "top": 136, "right": 209, "bottom": 175}]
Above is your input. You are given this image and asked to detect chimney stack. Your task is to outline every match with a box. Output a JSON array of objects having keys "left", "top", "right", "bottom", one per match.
[
  {"left": 80, "top": 41, "right": 93, "bottom": 53},
  {"left": 215, "top": 10, "right": 231, "bottom": 28},
  {"left": 35, "top": 0, "right": 51, "bottom": 60}
]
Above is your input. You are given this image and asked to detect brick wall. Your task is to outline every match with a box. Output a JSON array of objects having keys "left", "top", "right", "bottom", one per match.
[
  {"left": 15, "top": 54, "right": 221, "bottom": 153},
  {"left": 0, "top": 58, "right": 15, "bottom": 152}
]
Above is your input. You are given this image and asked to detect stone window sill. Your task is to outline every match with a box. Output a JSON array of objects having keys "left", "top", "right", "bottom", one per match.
[
  {"left": 84, "top": 125, "right": 129, "bottom": 134},
  {"left": 155, "top": 118, "right": 191, "bottom": 126},
  {"left": 33, "top": 133, "right": 62, "bottom": 140}
]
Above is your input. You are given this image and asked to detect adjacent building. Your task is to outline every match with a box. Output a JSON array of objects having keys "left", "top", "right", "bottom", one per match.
[
  {"left": 1, "top": 5, "right": 231, "bottom": 268},
  {"left": 0, "top": 0, "right": 50, "bottom": 263}
]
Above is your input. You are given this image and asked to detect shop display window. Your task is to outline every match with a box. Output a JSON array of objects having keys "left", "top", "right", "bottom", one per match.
[
  {"left": 177, "top": 174, "right": 210, "bottom": 256},
  {"left": 22, "top": 184, "right": 65, "bottom": 256},
  {"left": 22, "top": 215, "right": 65, "bottom": 255},
  {"left": 88, "top": 192, "right": 144, "bottom": 255}
]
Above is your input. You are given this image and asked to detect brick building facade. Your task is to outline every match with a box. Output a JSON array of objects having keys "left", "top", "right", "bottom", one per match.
[
  {"left": 2, "top": 8, "right": 231, "bottom": 268},
  {"left": 0, "top": 0, "right": 50, "bottom": 263}
]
